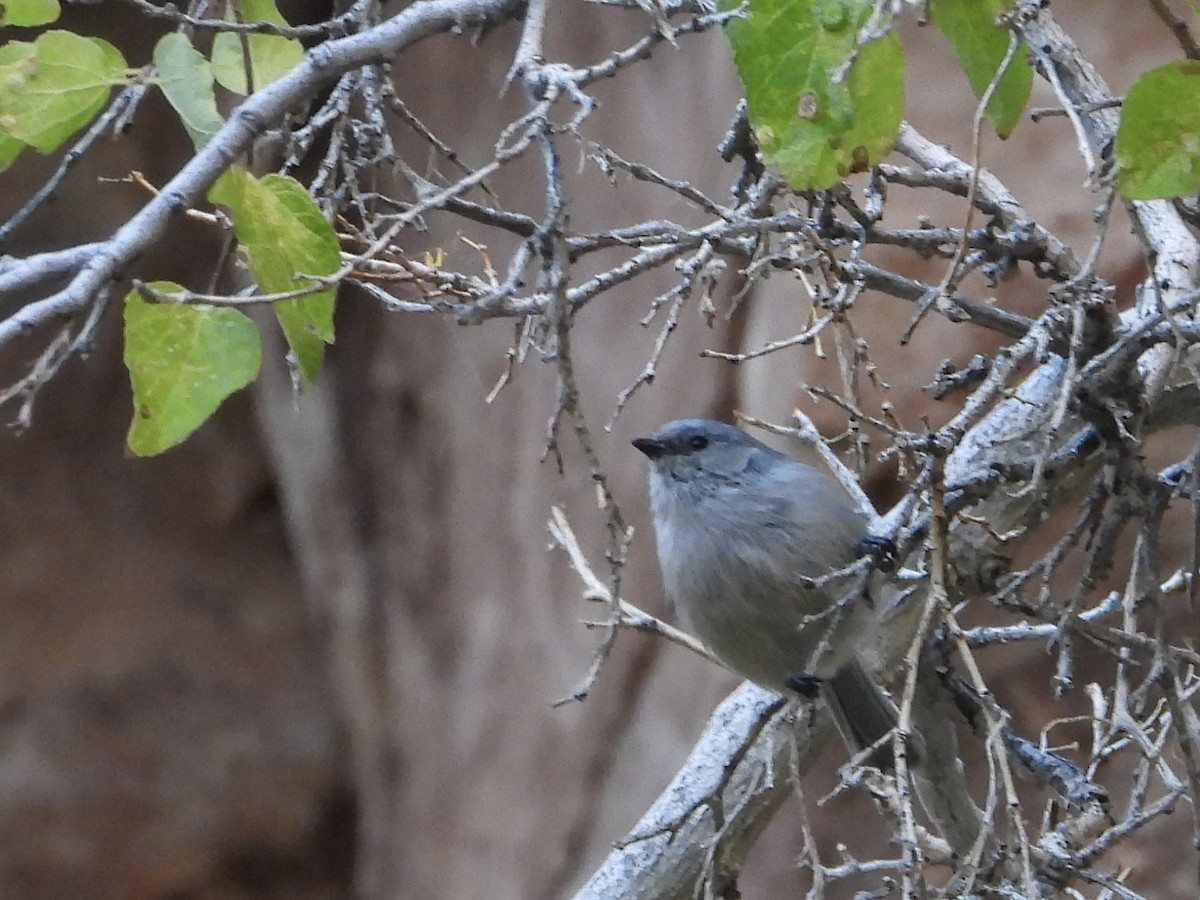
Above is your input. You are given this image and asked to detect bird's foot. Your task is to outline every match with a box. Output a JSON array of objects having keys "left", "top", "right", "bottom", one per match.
[{"left": 784, "top": 672, "right": 822, "bottom": 698}]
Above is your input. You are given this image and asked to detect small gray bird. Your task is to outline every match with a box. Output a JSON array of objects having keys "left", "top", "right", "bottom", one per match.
[{"left": 633, "top": 418, "right": 900, "bottom": 766}]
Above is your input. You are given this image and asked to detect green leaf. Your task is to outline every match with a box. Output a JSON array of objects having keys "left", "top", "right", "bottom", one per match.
[
  {"left": 153, "top": 32, "right": 224, "bottom": 149},
  {"left": 723, "top": 0, "right": 904, "bottom": 190},
  {"left": 0, "top": 30, "right": 128, "bottom": 154},
  {"left": 1117, "top": 60, "right": 1200, "bottom": 200},
  {"left": 209, "top": 167, "right": 339, "bottom": 386},
  {"left": 124, "top": 282, "right": 262, "bottom": 457},
  {"left": 0, "top": 132, "right": 24, "bottom": 171},
  {"left": 0, "top": 0, "right": 61, "bottom": 26},
  {"left": 929, "top": 0, "right": 1031, "bottom": 139},
  {"left": 210, "top": 0, "right": 304, "bottom": 94}
]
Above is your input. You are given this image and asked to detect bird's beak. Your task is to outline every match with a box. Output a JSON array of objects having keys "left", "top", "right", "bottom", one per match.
[{"left": 632, "top": 437, "right": 667, "bottom": 459}]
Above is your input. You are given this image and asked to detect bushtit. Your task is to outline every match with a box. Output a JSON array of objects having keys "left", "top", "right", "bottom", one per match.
[{"left": 633, "top": 418, "right": 900, "bottom": 766}]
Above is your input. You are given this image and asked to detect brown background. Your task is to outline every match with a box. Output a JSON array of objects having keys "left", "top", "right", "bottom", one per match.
[{"left": 0, "top": 2, "right": 1192, "bottom": 898}]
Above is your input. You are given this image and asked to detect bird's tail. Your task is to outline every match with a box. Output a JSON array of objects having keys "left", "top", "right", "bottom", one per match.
[{"left": 824, "top": 661, "right": 915, "bottom": 770}]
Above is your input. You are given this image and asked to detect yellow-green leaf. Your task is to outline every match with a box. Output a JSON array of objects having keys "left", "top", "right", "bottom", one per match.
[
  {"left": 1117, "top": 60, "right": 1200, "bottom": 200},
  {"left": 124, "top": 282, "right": 262, "bottom": 456},
  {"left": 929, "top": 0, "right": 1031, "bottom": 139},
  {"left": 153, "top": 32, "right": 224, "bottom": 149},
  {"left": 0, "top": 132, "right": 24, "bottom": 171},
  {"left": 210, "top": 0, "right": 303, "bottom": 94},
  {"left": 0, "top": 0, "right": 61, "bottom": 26},
  {"left": 723, "top": 0, "right": 904, "bottom": 190},
  {"left": 209, "top": 167, "right": 338, "bottom": 386},
  {"left": 0, "top": 30, "right": 129, "bottom": 154}
]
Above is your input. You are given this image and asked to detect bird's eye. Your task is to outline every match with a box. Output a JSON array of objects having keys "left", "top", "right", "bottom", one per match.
[{"left": 688, "top": 435, "right": 709, "bottom": 451}]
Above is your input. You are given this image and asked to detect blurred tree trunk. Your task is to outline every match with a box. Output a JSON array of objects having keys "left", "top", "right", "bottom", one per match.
[
  {"left": 249, "top": 15, "right": 744, "bottom": 896},
  {"left": 0, "top": 3, "right": 1192, "bottom": 899}
]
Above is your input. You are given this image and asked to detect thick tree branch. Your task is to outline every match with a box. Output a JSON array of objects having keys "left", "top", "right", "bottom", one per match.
[{"left": 0, "top": 0, "right": 527, "bottom": 347}]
